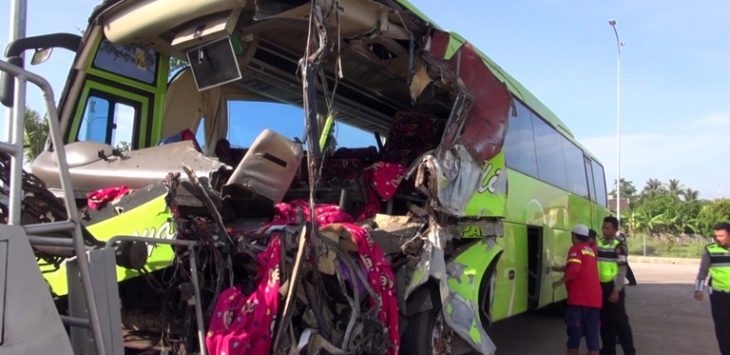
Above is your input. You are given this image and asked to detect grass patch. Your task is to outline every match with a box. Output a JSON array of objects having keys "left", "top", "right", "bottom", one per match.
[{"left": 626, "top": 234, "right": 711, "bottom": 258}]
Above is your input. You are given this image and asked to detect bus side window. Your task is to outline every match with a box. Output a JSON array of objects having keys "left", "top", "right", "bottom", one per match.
[
  {"left": 561, "top": 137, "right": 588, "bottom": 197},
  {"left": 591, "top": 160, "right": 608, "bottom": 207},
  {"left": 532, "top": 114, "right": 568, "bottom": 189},
  {"left": 77, "top": 94, "right": 138, "bottom": 150},
  {"left": 504, "top": 101, "right": 538, "bottom": 177},
  {"left": 584, "top": 157, "right": 597, "bottom": 202}
]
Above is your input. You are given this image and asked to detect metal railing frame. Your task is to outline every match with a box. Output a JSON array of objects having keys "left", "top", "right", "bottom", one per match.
[{"left": 0, "top": 59, "right": 106, "bottom": 355}]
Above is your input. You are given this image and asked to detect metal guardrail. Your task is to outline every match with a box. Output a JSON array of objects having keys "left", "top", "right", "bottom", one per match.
[{"left": 0, "top": 59, "right": 107, "bottom": 355}]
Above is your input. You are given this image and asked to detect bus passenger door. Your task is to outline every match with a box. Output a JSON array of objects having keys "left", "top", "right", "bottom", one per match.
[
  {"left": 530, "top": 225, "right": 566, "bottom": 309},
  {"left": 548, "top": 228, "right": 573, "bottom": 304},
  {"left": 526, "top": 225, "right": 543, "bottom": 309}
]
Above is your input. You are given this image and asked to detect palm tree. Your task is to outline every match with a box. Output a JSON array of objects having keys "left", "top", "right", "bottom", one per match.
[
  {"left": 23, "top": 108, "right": 48, "bottom": 162},
  {"left": 668, "top": 179, "right": 683, "bottom": 197},
  {"left": 642, "top": 178, "right": 664, "bottom": 196},
  {"left": 682, "top": 188, "right": 699, "bottom": 201}
]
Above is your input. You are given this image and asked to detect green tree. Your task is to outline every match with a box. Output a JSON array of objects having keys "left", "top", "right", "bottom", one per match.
[
  {"left": 626, "top": 209, "right": 666, "bottom": 237},
  {"left": 610, "top": 178, "right": 637, "bottom": 198},
  {"left": 610, "top": 178, "right": 638, "bottom": 209},
  {"left": 668, "top": 179, "right": 684, "bottom": 198},
  {"left": 697, "top": 199, "right": 730, "bottom": 236},
  {"left": 115, "top": 141, "right": 131, "bottom": 152},
  {"left": 682, "top": 188, "right": 700, "bottom": 201},
  {"left": 642, "top": 178, "right": 665, "bottom": 196},
  {"left": 23, "top": 108, "right": 48, "bottom": 162}
]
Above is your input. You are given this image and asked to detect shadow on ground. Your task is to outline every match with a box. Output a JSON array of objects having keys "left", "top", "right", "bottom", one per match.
[{"left": 487, "top": 263, "right": 717, "bottom": 355}]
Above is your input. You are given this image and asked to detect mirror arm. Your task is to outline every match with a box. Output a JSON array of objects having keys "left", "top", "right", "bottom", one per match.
[{"left": 1, "top": 33, "right": 82, "bottom": 108}]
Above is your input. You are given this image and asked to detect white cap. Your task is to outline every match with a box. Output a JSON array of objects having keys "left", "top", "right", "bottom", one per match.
[{"left": 572, "top": 224, "right": 590, "bottom": 237}]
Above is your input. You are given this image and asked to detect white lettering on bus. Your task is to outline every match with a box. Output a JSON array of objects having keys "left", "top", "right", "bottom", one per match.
[
  {"left": 132, "top": 221, "right": 176, "bottom": 256},
  {"left": 478, "top": 162, "right": 503, "bottom": 194}
]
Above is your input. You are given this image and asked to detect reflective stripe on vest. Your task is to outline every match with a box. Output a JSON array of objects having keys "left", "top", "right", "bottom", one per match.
[
  {"left": 597, "top": 238, "right": 620, "bottom": 283},
  {"left": 707, "top": 243, "right": 730, "bottom": 292}
]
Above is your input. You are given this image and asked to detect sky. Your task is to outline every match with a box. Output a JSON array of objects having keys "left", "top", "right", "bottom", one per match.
[{"left": 1, "top": 0, "right": 728, "bottom": 199}]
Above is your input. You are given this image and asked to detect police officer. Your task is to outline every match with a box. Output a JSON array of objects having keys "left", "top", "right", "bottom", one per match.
[
  {"left": 616, "top": 231, "right": 638, "bottom": 285},
  {"left": 598, "top": 216, "right": 636, "bottom": 355},
  {"left": 694, "top": 222, "right": 730, "bottom": 355}
]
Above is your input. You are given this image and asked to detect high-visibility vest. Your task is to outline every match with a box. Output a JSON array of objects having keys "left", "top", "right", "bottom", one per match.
[
  {"left": 707, "top": 243, "right": 730, "bottom": 292},
  {"left": 597, "top": 238, "right": 621, "bottom": 283}
]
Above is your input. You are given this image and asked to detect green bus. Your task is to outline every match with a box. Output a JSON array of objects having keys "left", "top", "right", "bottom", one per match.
[{"left": 3, "top": 0, "right": 609, "bottom": 353}]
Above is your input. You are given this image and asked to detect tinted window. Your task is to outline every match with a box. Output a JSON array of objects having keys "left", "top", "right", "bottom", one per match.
[
  {"left": 584, "top": 157, "right": 596, "bottom": 202},
  {"left": 532, "top": 116, "right": 567, "bottom": 189},
  {"left": 504, "top": 102, "right": 538, "bottom": 177},
  {"left": 561, "top": 137, "right": 588, "bottom": 197},
  {"left": 77, "top": 94, "right": 138, "bottom": 150},
  {"left": 591, "top": 160, "right": 608, "bottom": 207},
  {"left": 93, "top": 40, "right": 157, "bottom": 84}
]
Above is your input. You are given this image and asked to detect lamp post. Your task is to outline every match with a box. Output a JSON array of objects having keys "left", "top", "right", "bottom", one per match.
[
  {"left": 5, "top": 0, "right": 27, "bottom": 141},
  {"left": 608, "top": 19, "right": 623, "bottom": 219}
]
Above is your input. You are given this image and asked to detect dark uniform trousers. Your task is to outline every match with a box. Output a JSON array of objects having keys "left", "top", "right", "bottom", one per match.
[
  {"left": 711, "top": 291, "right": 730, "bottom": 355},
  {"left": 600, "top": 282, "right": 636, "bottom": 355}
]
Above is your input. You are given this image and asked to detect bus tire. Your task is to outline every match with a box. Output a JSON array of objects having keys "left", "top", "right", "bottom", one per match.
[{"left": 401, "top": 306, "right": 439, "bottom": 355}]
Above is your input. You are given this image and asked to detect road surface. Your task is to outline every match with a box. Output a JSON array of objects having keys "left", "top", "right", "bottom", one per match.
[{"left": 487, "top": 261, "right": 718, "bottom": 355}]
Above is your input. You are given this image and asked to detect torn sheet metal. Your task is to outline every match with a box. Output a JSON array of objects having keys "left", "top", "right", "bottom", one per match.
[
  {"left": 414, "top": 29, "right": 511, "bottom": 218},
  {"left": 403, "top": 221, "right": 445, "bottom": 300},
  {"left": 32, "top": 140, "right": 224, "bottom": 199},
  {"left": 405, "top": 220, "right": 502, "bottom": 355},
  {"left": 43, "top": 184, "right": 176, "bottom": 296},
  {"left": 443, "top": 238, "right": 502, "bottom": 354}
]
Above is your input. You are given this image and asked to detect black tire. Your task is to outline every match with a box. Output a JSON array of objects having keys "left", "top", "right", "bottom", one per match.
[{"left": 401, "top": 307, "right": 439, "bottom": 355}]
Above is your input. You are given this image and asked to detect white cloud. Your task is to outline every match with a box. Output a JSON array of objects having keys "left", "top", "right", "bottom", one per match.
[{"left": 581, "top": 111, "right": 729, "bottom": 199}]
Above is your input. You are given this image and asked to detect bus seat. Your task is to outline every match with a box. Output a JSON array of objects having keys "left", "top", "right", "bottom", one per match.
[
  {"left": 223, "top": 129, "right": 303, "bottom": 204},
  {"left": 158, "top": 128, "right": 201, "bottom": 151},
  {"left": 381, "top": 111, "right": 443, "bottom": 166}
]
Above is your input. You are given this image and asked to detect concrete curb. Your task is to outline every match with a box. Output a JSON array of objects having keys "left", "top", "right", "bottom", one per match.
[{"left": 628, "top": 255, "right": 700, "bottom": 265}]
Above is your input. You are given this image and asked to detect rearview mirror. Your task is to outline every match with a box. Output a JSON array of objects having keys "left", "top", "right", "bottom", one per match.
[
  {"left": 30, "top": 48, "right": 53, "bottom": 65},
  {"left": 0, "top": 33, "right": 82, "bottom": 108}
]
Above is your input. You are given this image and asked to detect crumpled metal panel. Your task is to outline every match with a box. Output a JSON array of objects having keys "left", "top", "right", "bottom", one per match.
[
  {"left": 415, "top": 146, "right": 482, "bottom": 216},
  {"left": 404, "top": 220, "right": 500, "bottom": 354},
  {"left": 415, "top": 30, "right": 511, "bottom": 218}
]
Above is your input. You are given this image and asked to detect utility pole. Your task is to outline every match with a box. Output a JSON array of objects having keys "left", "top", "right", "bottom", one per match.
[
  {"left": 608, "top": 19, "right": 623, "bottom": 220},
  {"left": 5, "top": 0, "right": 27, "bottom": 141}
]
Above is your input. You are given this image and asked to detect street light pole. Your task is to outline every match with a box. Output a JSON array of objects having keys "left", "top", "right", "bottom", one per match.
[
  {"left": 5, "top": 0, "right": 27, "bottom": 141},
  {"left": 608, "top": 19, "right": 622, "bottom": 220}
]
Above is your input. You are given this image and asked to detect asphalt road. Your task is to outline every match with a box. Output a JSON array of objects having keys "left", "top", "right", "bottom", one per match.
[{"left": 487, "top": 261, "right": 719, "bottom": 355}]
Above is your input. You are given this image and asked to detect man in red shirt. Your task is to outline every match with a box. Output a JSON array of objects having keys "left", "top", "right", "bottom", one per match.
[{"left": 553, "top": 224, "right": 603, "bottom": 355}]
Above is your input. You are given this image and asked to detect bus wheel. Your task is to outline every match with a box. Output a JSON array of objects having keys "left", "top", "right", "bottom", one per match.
[
  {"left": 431, "top": 309, "right": 456, "bottom": 354},
  {"left": 402, "top": 306, "right": 457, "bottom": 355}
]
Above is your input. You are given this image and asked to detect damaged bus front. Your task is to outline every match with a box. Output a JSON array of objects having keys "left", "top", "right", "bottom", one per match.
[{"left": 1, "top": 0, "right": 610, "bottom": 353}]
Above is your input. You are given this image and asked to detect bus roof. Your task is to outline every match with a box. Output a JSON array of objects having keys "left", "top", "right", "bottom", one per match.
[
  {"left": 91, "top": 0, "right": 594, "bottom": 159},
  {"left": 394, "top": 0, "right": 575, "bottom": 139}
]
